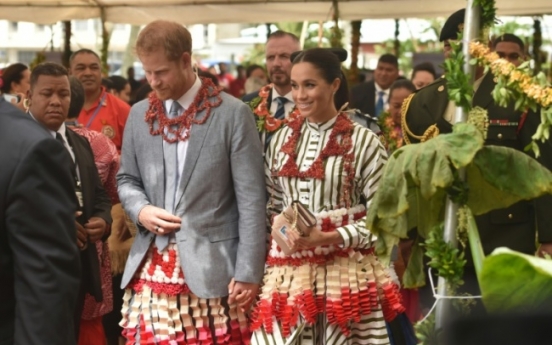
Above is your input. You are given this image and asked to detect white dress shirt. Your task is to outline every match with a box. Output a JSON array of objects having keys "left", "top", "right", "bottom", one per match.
[
  {"left": 374, "top": 82, "right": 390, "bottom": 112},
  {"left": 269, "top": 88, "right": 295, "bottom": 116}
]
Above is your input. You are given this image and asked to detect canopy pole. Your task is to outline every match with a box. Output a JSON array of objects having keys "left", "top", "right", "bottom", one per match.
[{"left": 434, "top": 0, "right": 480, "bottom": 331}]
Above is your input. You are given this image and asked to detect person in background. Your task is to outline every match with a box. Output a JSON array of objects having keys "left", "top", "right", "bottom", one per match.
[
  {"left": 411, "top": 62, "right": 437, "bottom": 90},
  {"left": 132, "top": 83, "right": 153, "bottom": 105},
  {"left": 350, "top": 53, "right": 400, "bottom": 117},
  {"left": 126, "top": 67, "right": 141, "bottom": 95},
  {"left": 244, "top": 64, "right": 268, "bottom": 94},
  {"left": 229, "top": 65, "right": 247, "bottom": 98},
  {"left": 107, "top": 75, "right": 131, "bottom": 104},
  {"left": 242, "top": 31, "right": 301, "bottom": 151},
  {"left": 0, "top": 89, "right": 81, "bottom": 345},
  {"left": 65, "top": 76, "right": 115, "bottom": 345},
  {"left": 0, "top": 63, "right": 30, "bottom": 111},
  {"left": 101, "top": 78, "right": 114, "bottom": 93},
  {"left": 492, "top": 33, "right": 526, "bottom": 67},
  {"left": 217, "top": 62, "right": 234, "bottom": 92},
  {"left": 27, "top": 62, "right": 112, "bottom": 341},
  {"left": 69, "top": 49, "right": 130, "bottom": 153}
]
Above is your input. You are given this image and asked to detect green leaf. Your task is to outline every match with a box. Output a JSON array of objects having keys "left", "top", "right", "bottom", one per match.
[
  {"left": 466, "top": 145, "right": 552, "bottom": 215},
  {"left": 481, "top": 248, "right": 552, "bottom": 313}
]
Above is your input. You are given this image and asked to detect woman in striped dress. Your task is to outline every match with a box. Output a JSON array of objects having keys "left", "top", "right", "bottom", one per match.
[{"left": 249, "top": 48, "right": 410, "bottom": 345}]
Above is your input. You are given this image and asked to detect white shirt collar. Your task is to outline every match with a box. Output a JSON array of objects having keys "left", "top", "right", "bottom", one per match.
[
  {"left": 165, "top": 75, "right": 202, "bottom": 112},
  {"left": 271, "top": 87, "right": 293, "bottom": 104},
  {"left": 375, "top": 82, "right": 389, "bottom": 94},
  {"left": 50, "top": 122, "right": 68, "bottom": 141}
]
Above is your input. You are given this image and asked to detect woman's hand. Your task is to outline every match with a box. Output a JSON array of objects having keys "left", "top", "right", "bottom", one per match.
[{"left": 286, "top": 226, "right": 343, "bottom": 250}]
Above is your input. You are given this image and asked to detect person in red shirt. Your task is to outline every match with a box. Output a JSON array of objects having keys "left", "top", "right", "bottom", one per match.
[{"left": 70, "top": 49, "right": 130, "bottom": 153}]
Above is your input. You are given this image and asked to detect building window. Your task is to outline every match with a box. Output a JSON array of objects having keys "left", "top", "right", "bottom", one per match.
[
  {"left": 36, "top": 24, "right": 45, "bottom": 32},
  {"left": 10, "top": 21, "right": 18, "bottom": 31},
  {"left": 17, "top": 51, "right": 38, "bottom": 65},
  {"left": 75, "top": 20, "right": 89, "bottom": 31}
]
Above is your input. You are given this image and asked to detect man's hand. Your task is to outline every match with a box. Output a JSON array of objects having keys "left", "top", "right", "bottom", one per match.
[
  {"left": 228, "top": 278, "right": 259, "bottom": 312},
  {"left": 76, "top": 222, "right": 88, "bottom": 251},
  {"left": 138, "top": 205, "right": 181, "bottom": 235},
  {"left": 537, "top": 242, "right": 552, "bottom": 258},
  {"left": 84, "top": 217, "right": 107, "bottom": 242}
]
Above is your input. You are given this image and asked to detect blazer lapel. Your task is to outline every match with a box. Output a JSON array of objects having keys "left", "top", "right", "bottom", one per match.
[{"left": 174, "top": 109, "right": 213, "bottom": 208}]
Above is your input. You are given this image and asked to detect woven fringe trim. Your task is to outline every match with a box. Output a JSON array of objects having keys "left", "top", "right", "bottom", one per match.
[
  {"left": 120, "top": 285, "right": 251, "bottom": 345},
  {"left": 250, "top": 251, "right": 405, "bottom": 338}
]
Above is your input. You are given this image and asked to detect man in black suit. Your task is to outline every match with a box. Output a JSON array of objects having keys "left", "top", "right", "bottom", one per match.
[
  {"left": 402, "top": 10, "right": 552, "bottom": 312},
  {"left": 350, "top": 53, "right": 399, "bottom": 117},
  {"left": 243, "top": 31, "right": 300, "bottom": 150},
  {"left": 0, "top": 97, "right": 81, "bottom": 344},
  {"left": 26, "top": 62, "right": 112, "bottom": 338}
]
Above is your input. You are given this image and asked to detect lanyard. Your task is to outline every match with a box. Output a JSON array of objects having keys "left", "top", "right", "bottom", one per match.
[{"left": 85, "top": 93, "right": 107, "bottom": 128}]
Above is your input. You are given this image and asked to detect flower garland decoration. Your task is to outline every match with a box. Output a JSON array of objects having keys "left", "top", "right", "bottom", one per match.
[
  {"left": 247, "top": 84, "right": 301, "bottom": 133},
  {"left": 277, "top": 113, "right": 356, "bottom": 208},
  {"left": 469, "top": 41, "right": 552, "bottom": 155},
  {"left": 378, "top": 111, "right": 404, "bottom": 153},
  {"left": 145, "top": 77, "right": 222, "bottom": 143}
]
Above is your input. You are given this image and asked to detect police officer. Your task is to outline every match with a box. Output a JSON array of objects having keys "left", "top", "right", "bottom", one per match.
[{"left": 401, "top": 9, "right": 552, "bottom": 310}]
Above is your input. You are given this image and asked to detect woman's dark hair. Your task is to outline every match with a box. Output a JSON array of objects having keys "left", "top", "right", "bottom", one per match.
[
  {"left": 198, "top": 70, "right": 219, "bottom": 86},
  {"left": 291, "top": 48, "right": 349, "bottom": 110},
  {"left": 101, "top": 77, "right": 114, "bottom": 92},
  {"left": 133, "top": 83, "right": 153, "bottom": 104},
  {"left": 68, "top": 77, "right": 85, "bottom": 120},
  {"left": 1, "top": 63, "right": 29, "bottom": 94},
  {"left": 245, "top": 64, "right": 264, "bottom": 78},
  {"left": 107, "top": 75, "right": 129, "bottom": 93},
  {"left": 411, "top": 62, "right": 437, "bottom": 81},
  {"left": 389, "top": 79, "right": 416, "bottom": 99}
]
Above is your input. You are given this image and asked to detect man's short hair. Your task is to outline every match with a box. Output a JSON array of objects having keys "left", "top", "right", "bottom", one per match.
[
  {"left": 69, "top": 49, "right": 101, "bottom": 66},
  {"left": 30, "top": 62, "right": 68, "bottom": 89},
  {"left": 68, "top": 76, "right": 85, "bottom": 120},
  {"left": 267, "top": 30, "right": 299, "bottom": 43},
  {"left": 378, "top": 54, "right": 399, "bottom": 68},
  {"left": 493, "top": 33, "right": 525, "bottom": 52},
  {"left": 136, "top": 20, "right": 192, "bottom": 61}
]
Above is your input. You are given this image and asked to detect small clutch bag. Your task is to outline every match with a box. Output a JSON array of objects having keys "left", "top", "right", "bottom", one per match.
[{"left": 271, "top": 201, "right": 316, "bottom": 255}]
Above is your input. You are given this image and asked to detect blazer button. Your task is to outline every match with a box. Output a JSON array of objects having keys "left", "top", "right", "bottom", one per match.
[
  {"left": 497, "top": 133, "right": 503, "bottom": 139},
  {"left": 508, "top": 213, "right": 513, "bottom": 219}
]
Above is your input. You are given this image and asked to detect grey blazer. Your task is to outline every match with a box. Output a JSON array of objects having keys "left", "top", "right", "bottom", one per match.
[{"left": 117, "top": 92, "right": 267, "bottom": 299}]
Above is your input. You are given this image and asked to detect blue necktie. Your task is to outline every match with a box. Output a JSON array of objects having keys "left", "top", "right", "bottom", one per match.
[
  {"left": 156, "top": 101, "right": 181, "bottom": 251},
  {"left": 265, "top": 97, "right": 288, "bottom": 149},
  {"left": 375, "top": 90, "right": 385, "bottom": 117}
]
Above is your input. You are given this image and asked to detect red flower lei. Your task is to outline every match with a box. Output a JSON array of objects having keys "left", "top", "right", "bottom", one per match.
[
  {"left": 250, "top": 84, "right": 300, "bottom": 133},
  {"left": 145, "top": 77, "right": 222, "bottom": 143},
  {"left": 278, "top": 112, "right": 356, "bottom": 207}
]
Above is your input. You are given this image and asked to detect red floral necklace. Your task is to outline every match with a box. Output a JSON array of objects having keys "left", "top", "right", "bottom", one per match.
[
  {"left": 278, "top": 112, "right": 356, "bottom": 207},
  {"left": 248, "top": 84, "right": 300, "bottom": 133},
  {"left": 145, "top": 77, "right": 222, "bottom": 143}
]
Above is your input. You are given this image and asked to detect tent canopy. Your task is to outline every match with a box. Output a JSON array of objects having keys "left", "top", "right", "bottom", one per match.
[{"left": 1, "top": 0, "right": 551, "bottom": 25}]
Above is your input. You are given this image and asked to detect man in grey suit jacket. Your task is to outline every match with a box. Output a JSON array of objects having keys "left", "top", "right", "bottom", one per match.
[{"left": 117, "top": 20, "right": 266, "bottom": 343}]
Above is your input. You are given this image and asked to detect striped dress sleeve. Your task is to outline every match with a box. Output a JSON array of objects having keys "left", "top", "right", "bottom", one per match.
[{"left": 335, "top": 127, "right": 388, "bottom": 249}]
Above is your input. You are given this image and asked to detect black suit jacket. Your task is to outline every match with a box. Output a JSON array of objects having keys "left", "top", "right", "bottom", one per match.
[
  {"left": 350, "top": 80, "right": 376, "bottom": 116},
  {"left": 0, "top": 98, "right": 81, "bottom": 345},
  {"left": 65, "top": 128, "right": 112, "bottom": 302},
  {"left": 403, "top": 74, "right": 552, "bottom": 261}
]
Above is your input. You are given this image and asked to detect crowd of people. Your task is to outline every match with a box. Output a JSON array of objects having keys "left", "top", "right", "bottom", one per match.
[{"left": 1, "top": 7, "right": 551, "bottom": 345}]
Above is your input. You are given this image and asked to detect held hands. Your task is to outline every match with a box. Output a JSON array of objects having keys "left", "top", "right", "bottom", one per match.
[
  {"left": 138, "top": 205, "right": 181, "bottom": 235},
  {"left": 228, "top": 278, "right": 259, "bottom": 313},
  {"left": 76, "top": 221, "right": 88, "bottom": 251}
]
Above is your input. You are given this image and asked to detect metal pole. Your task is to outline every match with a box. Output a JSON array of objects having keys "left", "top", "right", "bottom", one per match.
[{"left": 434, "top": 1, "right": 480, "bottom": 330}]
